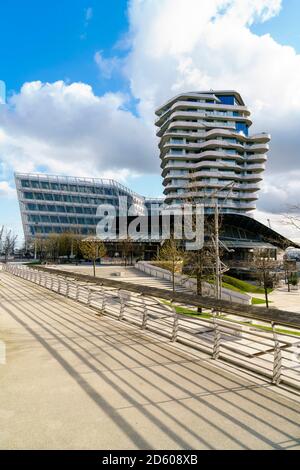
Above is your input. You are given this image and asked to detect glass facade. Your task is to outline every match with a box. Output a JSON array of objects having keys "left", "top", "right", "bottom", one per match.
[{"left": 15, "top": 173, "right": 164, "bottom": 240}]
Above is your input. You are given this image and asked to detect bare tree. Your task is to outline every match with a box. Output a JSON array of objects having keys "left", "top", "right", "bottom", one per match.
[
  {"left": 183, "top": 212, "right": 224, "bottom": 312},
  {"left": 119, "top": 236, "right": 133, "bottom": 267},
  {"left": 284, "top": 204, "right": 300, "bottom": 232},
  {"left": 183, "top": 172, "right": 225, "bottom": 304},
  {"left": 156, "top": 236, "right": 185, "bottom": 293},
  {"left": 0, "top": 227, "right": 18, "bottom": 261},
  {"left": 44, "top": 234, "right": 60, "bottom": 262},
  {"left": 33, "top": 235, "right": 46, "bottom": 260},
  {"left": 251, "top": 249, "right": 278, "bottom": 308},
  {"left": 79, "top": 239, "right": 107, "bottom": 277}
]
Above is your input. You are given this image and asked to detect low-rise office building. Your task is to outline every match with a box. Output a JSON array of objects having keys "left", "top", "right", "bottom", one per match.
[{"left": 15, "top": 173, "right": 163, "bottom": 240}]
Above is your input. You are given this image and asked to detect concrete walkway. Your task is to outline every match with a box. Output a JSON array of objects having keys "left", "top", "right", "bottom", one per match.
[
  {"left": 0, "top": 271, "right": 300, "bottom": 450},
  {"left": 250, "top": 285, "right": 300, "bottom": 313},
  {"left": 48, "top": 264, "right": 191, "bottom": 293}
]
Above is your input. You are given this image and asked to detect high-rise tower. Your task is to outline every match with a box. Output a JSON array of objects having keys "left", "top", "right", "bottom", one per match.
[{"left": 155, "top": 91, "right": 270, "bottom": 213}]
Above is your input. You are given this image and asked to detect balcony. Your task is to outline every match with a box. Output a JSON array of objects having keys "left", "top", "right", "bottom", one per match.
[
  {"left": 155, "top": 99, "right": 251, "bottom": 126},
  {"left": 246, "top": 154, "right": 267, "bottom": 163}
]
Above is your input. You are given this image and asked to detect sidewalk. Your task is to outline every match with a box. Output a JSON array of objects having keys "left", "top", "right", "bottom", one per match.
[
  {"left": 0, "top": 271, "right": 300, "bottom": 449},
  {"left": 249, "top": 285, "right": 300, "bottom": 313}
]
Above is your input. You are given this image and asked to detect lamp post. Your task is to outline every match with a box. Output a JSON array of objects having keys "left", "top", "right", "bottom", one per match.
[
  {"left": 34, "top": 222, "right": 39, "bottom": 260},
  {"left": 210, "top": 182, "right": 235, "bottom": 299}
]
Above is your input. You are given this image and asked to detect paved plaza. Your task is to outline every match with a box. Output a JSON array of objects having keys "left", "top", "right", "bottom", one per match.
[
  {"left": 0, "top": 270, "right": 300, "bottom": 450},
  {"left": 49, "top": 264, "right": 300, "bottom": 313}
]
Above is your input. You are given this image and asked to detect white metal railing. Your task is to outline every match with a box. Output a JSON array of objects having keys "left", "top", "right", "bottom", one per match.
[
  {"left": 135, "top": 261, "right": 250, "bottom": 305},
  {"left": 3, "top": 263, "right": 300, "bottom": 391}
]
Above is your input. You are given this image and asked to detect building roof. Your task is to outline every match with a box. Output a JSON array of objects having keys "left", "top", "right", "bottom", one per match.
[
  {"left": 216, "top": 213, "right": 300, "bottom": 250},
  {"left": 155, "top": 90, "right": 246, "bottom": 115}
]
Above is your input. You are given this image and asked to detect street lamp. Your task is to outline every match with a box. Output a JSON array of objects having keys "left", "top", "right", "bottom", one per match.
[
  {"left": 34, "top": 222, "right": 39, "bottom": 260},
  {"left": 210, "top": 182, "right": 236, "bottom": 299}
]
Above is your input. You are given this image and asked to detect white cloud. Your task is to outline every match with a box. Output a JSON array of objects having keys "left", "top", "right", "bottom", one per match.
[
  {"left": 0, "top": 81, "right": 157, "bottom": 181},
  {"left": 124, "top": 0, "right": 300, "bottom": 216},
  {"left": 81, "top": 7, "right": 93, "bottom": 39},
  {"left": 255, "top": 209, "right": 300, "bottom": 243},
  {"left": 85, "top": 7, "right": 93, "bottom": 22},
  {"left": 94, "top": 51, "right": 122, "bottom": 79},
  {"left": 0, "top": 80, "right": 6, "bottom": 104},
  {"left": 0, "top": 181, "right": 15, "bottom": 198}
]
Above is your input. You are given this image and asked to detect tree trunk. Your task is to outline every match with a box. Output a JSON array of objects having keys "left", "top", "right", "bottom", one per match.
[
  {"left": 172, "top": 259, "right": 175, "bottom": 293},
  {"left": 93, "top": 259, "right": 96, "bottom": 277},
  {"left": 264, "top": 285, "right": 269, "bottom": 308},
  {"left": 196, "top": 271, "right": 202, "bottom": 313}
]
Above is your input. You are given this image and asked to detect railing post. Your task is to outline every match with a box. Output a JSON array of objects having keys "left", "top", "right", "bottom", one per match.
[
  {"left": 100, "top": 285, "right": 106, "bottom": 312},
  {"left": 87, "top": 288, "right": 92, "bottom": 306},
  {"left": 66, "top": 281, "right": 70, "bottom": 297},
  {"left": 212, "top": 310, "right": 221, "bottom": 360},
  {"left": 272, "top": 322, "right": 282, "bottom": 385},
  {"left": 141, "top": 296, "right": 148, "bottom": 330},
  {"left": 171, "top": 303, "right": 179, "bottom": 342},
  {"left": 119, "top": 290, "right": 125, "bottom": 321}
]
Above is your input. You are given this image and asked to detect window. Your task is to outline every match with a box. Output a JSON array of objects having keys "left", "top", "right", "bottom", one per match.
[{"left": 236, "top": 122, "right": 249, "bottom": 136}]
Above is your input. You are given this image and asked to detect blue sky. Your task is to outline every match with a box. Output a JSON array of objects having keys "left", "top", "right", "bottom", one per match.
[
  {"left": 1, "top": 0, "right": 300, "bottom": 242},
  {"left": 1, "top": 0, "right": 299, "bottom": 98},
  {"left": 1, "top": 0, "right": 129, "bottom": 96},
  {"left": 251, "top": 0, "right": 300, "bottom": 52}
]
